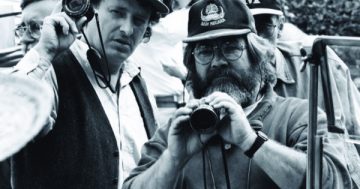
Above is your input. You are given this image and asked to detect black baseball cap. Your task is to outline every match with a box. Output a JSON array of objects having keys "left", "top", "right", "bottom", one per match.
[
  {"left": 183, "top": 0, "right": 256, "bottom": 43},
  {"left": 148, "top": 0, "right": 170, "bottom": 14},
  {"left": 246, "top": 0, "right": 283, "bottom": 16}
]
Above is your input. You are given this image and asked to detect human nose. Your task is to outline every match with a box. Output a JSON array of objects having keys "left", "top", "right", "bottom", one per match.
[
  {"left": 119, "top": 17, "right": 134, "bottom": 36},
  {"left": 210, "top": 47, "right": 228, "bottom": 69}
]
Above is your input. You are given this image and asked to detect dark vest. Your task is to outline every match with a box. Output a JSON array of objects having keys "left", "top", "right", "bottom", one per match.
[{"left": 12, "top": 50, "right": 157, "bottom": 189}]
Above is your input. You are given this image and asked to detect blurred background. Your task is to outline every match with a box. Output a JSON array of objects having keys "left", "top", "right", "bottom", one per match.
[
  {"left": 0, "top": 0, "right": 359, "bottom": 83},
  {"left": 283, "top": 0, "right": 360, "bottom": 85},
  {"left": 283, "top": 0, "right": 359, "bottom": 37}
]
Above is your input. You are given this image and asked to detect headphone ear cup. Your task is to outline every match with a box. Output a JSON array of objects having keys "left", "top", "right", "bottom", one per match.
[
  {"left": 87, "top": 48, "right": 105, "bottom": 76},
  {"left": 85, "top": 5, "right": 95, "bottom": 22}
]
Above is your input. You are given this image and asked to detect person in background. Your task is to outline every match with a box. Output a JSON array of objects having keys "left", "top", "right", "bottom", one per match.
[
  {"left": 122, "top": 0, "right": 351, "bottom": 188},
  {"left": 0, "top": 0, "right": 58, "bottom": 188},
  {"left": 15, "top": 0, "right": 59, "bottom": 53},
  {"left": 246, "top": 0, "right": 360, "bottom": 188},
  {"left": 0, "top": 0, "right": 57, "bottom": 70},
  {"left": 10, "top": 0, "right": 168, "bottom": 188}
]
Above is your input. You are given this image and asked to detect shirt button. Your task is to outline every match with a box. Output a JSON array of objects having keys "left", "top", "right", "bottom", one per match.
[
  {"left": 112, "top": 178, "right": 118, "bottom": 185},
  {"left": 113, "top": 150, "right": 119, "bottom": 157},
  {"left": 224, "top": 144, "right": 231, "bottom": 150}
]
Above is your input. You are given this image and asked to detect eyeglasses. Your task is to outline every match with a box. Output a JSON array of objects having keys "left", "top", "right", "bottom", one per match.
[
  {"left": 193, "top": 40, "right": 246, "bottom": 65},
  {"left": 14, "top": 21, "right": 43, "bottom": 39}
]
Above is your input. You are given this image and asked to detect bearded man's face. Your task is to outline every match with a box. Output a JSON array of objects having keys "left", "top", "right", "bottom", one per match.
[
  {"left": 192, "top": 65, "right": 261, "bottom": 108},
  {"left": 190, "top": 36, "right": 263, "bottom": 107}
]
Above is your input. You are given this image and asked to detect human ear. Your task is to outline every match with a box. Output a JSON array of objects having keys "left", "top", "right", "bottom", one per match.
[{"left": 142, "top": 27, "right": 152, "bottom": 43}]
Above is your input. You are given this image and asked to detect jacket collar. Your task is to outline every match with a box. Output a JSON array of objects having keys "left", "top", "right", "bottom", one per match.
[
  {"left": 274, "top": 48, "right": 295, "bottom": 84},
  {"left": 247, "top": 84, "right": 276, "bottom": 130}
]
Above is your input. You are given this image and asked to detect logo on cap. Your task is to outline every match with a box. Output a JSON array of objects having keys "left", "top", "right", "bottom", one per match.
[
  {"left": 200, "top": 3, "right": 226, "bottom": 26},
  {"left": 246, "top": 0, "right": 261, "bottom": 4}
]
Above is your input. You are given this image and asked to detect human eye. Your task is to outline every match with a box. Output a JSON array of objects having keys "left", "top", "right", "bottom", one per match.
[
  {"left": 133, "top": 16, "right": 147, "bottom": 27},
  {"left": 195, "top": 45, "right": 212, "bottom": 56},
  {"left": 29, "top": 22, "right": 42, "bottom": 31},
  {"left": 109, "top": 8, "right": 126, "bottom": 18}
]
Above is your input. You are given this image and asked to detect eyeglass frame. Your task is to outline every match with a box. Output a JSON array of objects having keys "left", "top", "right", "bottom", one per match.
[
  {"left": 14, "top": 21, "right": 43, "bottom": 39},
  {"left": 192, "top": 38, "right": 246, "bottom": 65}
]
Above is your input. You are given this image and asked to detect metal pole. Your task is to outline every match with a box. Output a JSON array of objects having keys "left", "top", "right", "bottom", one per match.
[
  {"left": 306, "top": 36, "right": 360, "bottom": 189},
  {"left": 307, "top": 62, "right": 319, "bottom": 189}
]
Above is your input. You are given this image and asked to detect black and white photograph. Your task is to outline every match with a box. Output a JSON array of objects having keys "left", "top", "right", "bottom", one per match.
[{"left": 0, "top": 0, "right": 360, "bottom": 188}]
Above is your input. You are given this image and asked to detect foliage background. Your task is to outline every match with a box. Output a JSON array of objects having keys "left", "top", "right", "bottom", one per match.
[{"left": 282, "top": 0, "right": 360, "bottom": 37}]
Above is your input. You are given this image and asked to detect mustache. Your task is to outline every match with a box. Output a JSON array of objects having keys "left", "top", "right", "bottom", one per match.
[
  {"left": 206, "top": 68, "right": 244, "bottom": 89},
  {"left": 114, "top": 33, "right": 133, "bottom": 47}
]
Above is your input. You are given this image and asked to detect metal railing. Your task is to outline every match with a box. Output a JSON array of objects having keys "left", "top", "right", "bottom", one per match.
[{"left": 307, "top": 36, "right": 360, "bottom": 189}]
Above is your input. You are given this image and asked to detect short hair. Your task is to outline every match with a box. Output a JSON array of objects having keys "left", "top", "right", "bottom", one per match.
[
  {"left": 21, "top": 0, "right": 59, "bottom": 9},
  {"left": 183, "top": 33, "right": 276, "bottom": 87},
  {"left": 90, "top": 0, "right": 161, "bottom": 25}
]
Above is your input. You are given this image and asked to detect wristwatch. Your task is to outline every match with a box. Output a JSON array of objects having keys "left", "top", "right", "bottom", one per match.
[{"left": 244, "top": 131, "right": 268, "bottom": 158}]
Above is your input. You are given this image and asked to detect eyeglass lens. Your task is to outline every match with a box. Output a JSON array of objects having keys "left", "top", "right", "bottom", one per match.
[
  {"left": 194, "top": 40, "right": 245, "bottom": 65},
  {"left": 15, "top": 21, "right": 42, "bottom": 39}
]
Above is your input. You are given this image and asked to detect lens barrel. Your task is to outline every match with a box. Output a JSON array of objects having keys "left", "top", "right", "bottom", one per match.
[
  {"left": 190, "top": 104, "right": 219, "bottom": 134},
  {"left": 63, "top": 0, "right": 94, "bottom": 21}
]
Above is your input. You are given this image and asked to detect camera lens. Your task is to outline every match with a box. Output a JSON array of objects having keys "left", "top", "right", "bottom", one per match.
[
  {"left": 68, "top": 0, "right": 83, "bottom": 12},
  {"left": 190, "top": 104, "right": 219, "bottom": 134},
  {"left": 63, "top": 0, "right": 94, "bottom": 20}
]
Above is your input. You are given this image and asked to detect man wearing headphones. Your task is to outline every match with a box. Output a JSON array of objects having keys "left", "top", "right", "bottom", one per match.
[
  {"left": 11, "top": 0, "right": 168, "bottom": 188},
  {"left": 122, "top": 0, "right": 351, "bottom": 188}
]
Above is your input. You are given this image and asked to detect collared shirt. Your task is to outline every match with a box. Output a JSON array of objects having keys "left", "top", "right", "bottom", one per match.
[{"left": 12, "top": 40, "right": 151, "bottom": 189}]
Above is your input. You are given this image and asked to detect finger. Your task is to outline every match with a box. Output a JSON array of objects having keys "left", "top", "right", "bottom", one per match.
[
  {"left": 76, "top": 16, "right": 88, "bottom": 31},
  {"left": 204, "top": 91, "right": 227, "bottom": 103},
  {"left": 186, "top": 99, "right": 201, "bottom": 109},
  {"left": 51, "top": 0, "right": 63, "bottom": 14},
  {"left": 171, "top": 115, "right": 190, "bottom": 133},
  {"left": 172, "top": 107, "right": 193, "bottom": 119},
  {"left": 215, "top": 101, "right": 246, "bottom": 117},
  {"left": 212, "top": 100, "right": 235, "bottom": 111},
  {"left": 60, "top": 12, "right": 79, "bottom": 33},
  {"left": 45, "top": 15, "right": 71, "bottom": 35},
  {"left": 206, "top": 93, "right": 236, "bottom": 107}
]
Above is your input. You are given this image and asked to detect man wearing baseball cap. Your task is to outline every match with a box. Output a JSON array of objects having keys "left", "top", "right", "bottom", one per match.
[
  {"left": 11, "top": 0, "right": 169, "bottom": 188},
  {"left": 247, "top": 1, "right": 360, "bottom": 188},
  {"left": 123, "top": 0, "right": 350, "bottom": 188}
]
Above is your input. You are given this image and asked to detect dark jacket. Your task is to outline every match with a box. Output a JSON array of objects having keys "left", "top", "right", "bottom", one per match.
[
  {"left": 11, "top": 50, "right": 157, "bottom": 189},
  {"left": 123, "top": 88, "right": 351, "bottom": 189}
]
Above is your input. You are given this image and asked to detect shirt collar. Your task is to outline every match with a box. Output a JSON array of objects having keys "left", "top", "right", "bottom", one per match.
[
  {"left": 274, "top": 47, "right": 295, "bottom": 84},
  {"left": 243, "top": 96, "right": 264, "bottom": 116},
  {"left": 70, "top": 39, "right": 141, "bottom": 87}
]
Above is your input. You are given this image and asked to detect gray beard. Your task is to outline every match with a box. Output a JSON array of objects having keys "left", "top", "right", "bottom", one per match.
[{"left": 204, "top": 76, "right": 254, "bottom": 107}]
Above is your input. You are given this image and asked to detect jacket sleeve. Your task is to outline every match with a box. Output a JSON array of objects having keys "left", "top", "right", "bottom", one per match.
[
  {"left": 287, "top": 100, "right": 352, "bottom": 189},
  {"left": 11, "top": 48, "right": 58, "bottom": 137},
  {"left": 123, "top": 122, "right": 184, "bottom": 189}
]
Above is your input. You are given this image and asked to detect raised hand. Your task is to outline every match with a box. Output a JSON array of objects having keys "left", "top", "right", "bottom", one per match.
[
  {"left": 204, "top": 92, "right": 256, "bottom": 151},
  {"left": 167, "top": 99, "right": 215, "bottom": 166},
  {"left": 33, "top": 1, "right": 87, "bottom": 61}
]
